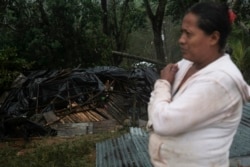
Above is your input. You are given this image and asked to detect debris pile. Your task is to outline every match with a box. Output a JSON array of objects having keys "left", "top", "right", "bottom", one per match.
[{"left": 0, "top": 66, "right": 159, "bottom": 139}]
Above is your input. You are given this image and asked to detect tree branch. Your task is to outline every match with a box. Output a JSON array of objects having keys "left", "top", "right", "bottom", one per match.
[
  {"left": 143, "top": 0, "right": 155, "bottom": 21},
  {"left": 155, "top": 0, "right": 167, "bottom": 30},
  {"left": 0, "top": 22, "right": 17, "bottom": 31},
  {"left": 112, "top": 50, "right": 166, "bottom": 66}
]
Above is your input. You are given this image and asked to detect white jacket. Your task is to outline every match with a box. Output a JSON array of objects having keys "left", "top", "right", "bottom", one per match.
[{"left": 147, "top": 54, "right": 250, "bottom": 167}]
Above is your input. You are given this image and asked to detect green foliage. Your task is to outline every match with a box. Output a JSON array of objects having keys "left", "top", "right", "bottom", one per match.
[
  {"left": 0, "top": 0, "right": 147, "bottom": 70},
  {"left": 108, "top": 0, "right": 146, "bottom": 50},
  {"left": 0, "top": 0, "right": 148, "bottom": 70},
  {"left": 165, "top": 0, "right": 199, "bottom": 22},
  {"left": 228, "top": 24, "right": 250, "bottom": 83},
  {"left": 0, "top": 0, "right": 248, "bottom": 73},
  {"left": 0, "top": 0, "right": 112, "bottom": 69},
  {"left": 230, "top": 40, "right": 245, "bottom": 67},
  {"left": 233, "top": 0, "right": 250, "bottom": 22},
  {"left": 165, "top": 0, "right": 233, "bottom": 22},
  {"left": 0, "top": 47, "right": 33, "bottom": 93}
]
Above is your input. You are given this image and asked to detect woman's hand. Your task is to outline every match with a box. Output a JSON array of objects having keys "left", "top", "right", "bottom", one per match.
[{"left": 160, "top": 63, "right": 179, "bottom": 85}]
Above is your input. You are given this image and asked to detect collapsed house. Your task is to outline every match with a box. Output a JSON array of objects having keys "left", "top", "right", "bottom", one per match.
[
  {"left": 1, "top": 65, "right": 250, "bottom": 166},
  {"left": 0, "top": 66, "right": 159, "bottom": 139}
]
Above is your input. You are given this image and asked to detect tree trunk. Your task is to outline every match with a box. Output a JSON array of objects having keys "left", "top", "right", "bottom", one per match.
[
  {"left": 101, "top": 0, "right": 109, "bottom": 35},
  {"left": 110, "top": 0, "right": 130, "bottom": 66},
  {"left": 37, "top": 0, "right": 50, "bottom": 26},
  {"left": 153, "top": 23, "right": 166, "bottom": 63},
  {"left": 143, "top": 0, "right": 167, "bottom": 63}
]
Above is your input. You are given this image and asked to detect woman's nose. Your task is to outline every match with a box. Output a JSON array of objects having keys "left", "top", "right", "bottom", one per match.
[{"left": 178, "top": 34, "right": 185, "bottom": 45}]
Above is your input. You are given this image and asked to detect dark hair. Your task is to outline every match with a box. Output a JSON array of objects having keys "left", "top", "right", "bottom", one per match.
[{"left": 188, "top": 2, "right": 232, "bottom": 52}]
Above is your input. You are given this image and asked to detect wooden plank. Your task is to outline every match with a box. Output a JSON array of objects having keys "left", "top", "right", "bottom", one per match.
[
  {"left": 43, "top": 111, "right": 59, "bottom": 124},
  {"left": 51, "top": 123, "right": 93, "bottom": 137}
]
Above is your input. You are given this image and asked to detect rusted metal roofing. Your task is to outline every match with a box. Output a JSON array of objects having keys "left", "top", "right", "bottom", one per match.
[{"left": 96, "top": 127, "right": 152, "bottom": 167}]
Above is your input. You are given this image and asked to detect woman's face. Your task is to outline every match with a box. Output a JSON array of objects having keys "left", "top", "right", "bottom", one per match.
[{"left": 179, "top": 13, "right": 216, "bottom": 63}]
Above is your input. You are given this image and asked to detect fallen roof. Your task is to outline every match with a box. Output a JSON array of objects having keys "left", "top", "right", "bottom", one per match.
[{"left": 0, "top": 66, "right": 158, "bottom": 139}]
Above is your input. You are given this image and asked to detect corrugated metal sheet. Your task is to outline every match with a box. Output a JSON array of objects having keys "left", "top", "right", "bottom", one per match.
[
  {"left": 96, "top": 127, "right": 152, "bottom": 167},
  {"left": 230, "top": 103, "right": 250, "bottom": 158},
  {"left": 96, "top": 103, "right": 250, "bottom": 167}
]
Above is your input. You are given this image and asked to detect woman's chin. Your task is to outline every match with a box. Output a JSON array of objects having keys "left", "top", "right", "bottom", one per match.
[
  {"left": 182, "top": 53, "right": 189, "bottom": 59},
  {"left": 182, "top": 54, "right": 193, "bottom": 62}
]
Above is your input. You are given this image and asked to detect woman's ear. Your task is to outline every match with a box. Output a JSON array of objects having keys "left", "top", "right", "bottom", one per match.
[{"left": 210, "top": 31, "right": 220, "bottom": 46}]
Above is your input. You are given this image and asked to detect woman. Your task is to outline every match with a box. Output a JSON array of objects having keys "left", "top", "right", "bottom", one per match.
[{"left": 147, "top": 2, "right": 250, "bottom": 167}]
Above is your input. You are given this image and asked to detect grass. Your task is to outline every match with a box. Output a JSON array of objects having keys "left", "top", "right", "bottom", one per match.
[{"left": 0, "top": 130, "right": 127, "bottom": 167}]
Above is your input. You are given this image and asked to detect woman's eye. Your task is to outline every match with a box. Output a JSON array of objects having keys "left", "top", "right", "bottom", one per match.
[{"left": 180, "top": 30, "right": 192, "bottom": 38}]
